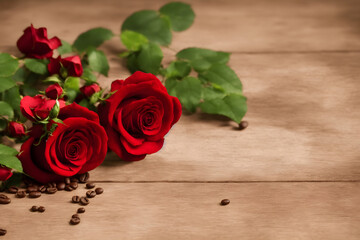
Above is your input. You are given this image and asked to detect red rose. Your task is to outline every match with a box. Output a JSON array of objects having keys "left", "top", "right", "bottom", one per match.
[
  {"left": 7, "top": 122, "right": 26, "bottom": 138},
  {"left": 20, "top": 95, "right": 65, "bottom": 121},
  {"left": 18, "top": 103, "right": 108, "bottom": 183},
  {"left": 0, "top": 166, "right": 12, "bottom": 181},
  {"left": 48, "top": 56, "right": 83, "bottom": 77},
  {"left": 17, "top": 24, "right": 61, "bottom": 59},
  {"left": 98, "top": 71, "right": 181, "bottom": 161},
  {"left": 45, "top": 83, "right": 63, "bottom": 100},
  {"left": 80, "top": 84, "right": 101, "bottom": 98}
]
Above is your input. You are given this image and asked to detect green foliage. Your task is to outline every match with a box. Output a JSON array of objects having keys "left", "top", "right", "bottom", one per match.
[
  {"left": 121, "top": 30, "right": 148, "bottom": 51},
  {"left": 88, "top": 50, "right": 109, "bottom": 76},
  {"left": 73, "top": 27, "right": 114, "bottom": 53},
  {"left": 12, "top": 67, "right": 26, "bottom": 83},
  {"left": 64, "top": 77, "right": 80, "bottom": 102},
  {"left": 57, "top": 40, "right": 73, "bottom": 55},
  {"left": 159, "top": 2, "right": 195, "bottom": 32},
  {"left": 164, "top": 60, "right": 191, "bottom": 79},
  {"left": 0, "top": 53, "right": 19, "bottom": 77},
  {"left": 3, "top": 86, "right": 22, "bottom": 119},
  {"left": 0, "top": 101, "right": 14, "bottom": 120},
  {"left": 24, "top": 58, "right": 49, "bottom": 75},
  {"left": 0, "top": 144, "right": 22, "bottom": 173},
  {"left": 81, "top": 68, "right": 97, "bottom": 83},
  {"left": 0, "top": 77, "right": 16, "bottom": 92}
]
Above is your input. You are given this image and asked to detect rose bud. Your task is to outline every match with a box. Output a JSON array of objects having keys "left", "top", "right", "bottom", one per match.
[
  {"left": 0, "top": 166, "right": 13, "bottom": 181},
  {"left": 7, "top": 122, "right": 26, "bottom": 138},
  {"left": 18, "top": 103, "right": 108, "bottom": 183},
  {"left": 98, "top": 71, "right": 182, "bottom": 161},
  {"left": 45, "top": 83, "right": 63, "bottom": 100},
  {"left": 80, "top": 84, "right": 101, "bottom": 98},
  {"left": 17, "top": 24, "right": 61, "bottom": 59},
  {"left": 48, "top": 56, "right": 83, "bottom": 77}
]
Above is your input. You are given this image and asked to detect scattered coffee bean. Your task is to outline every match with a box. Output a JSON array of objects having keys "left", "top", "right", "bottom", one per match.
[
  {"left": 70, "top": 217, "right": 80, "bottom": 225},
  {"left": 95, "top": 187, "right": 103, "bottom": 195},
  {"left": 38, "top": 206, "right": 45, "bottom": 212},
  {"left": 78, "top": 172, "right": 89, "bottom": 183},
  {"left": 0, "top": 194, "right": 11, "bottom": 204},
  {"left": 46, "top": 187, "right": 57, "bottom": 194},
  {"left": 0, "top": 229, "right": 6, "bottom": 236},
  {"left": 56, "top": 182, "right": 65, "bottom": 190},
  {"left": 79, "top": 197, "right": 89, "bottom": 206},
  {"left": 86, "top": 182, "right": 95, "bottom": 189},
  {"left": 72, "top": 196, "right": 80, "bottom": 203},
  {"left": 70, "top": 177, "right": 79, "bottom": 183},
  {"left": 28, "top": 191, "right": 41, "bottom": 198},
  {"left": 238, "top": 121, "right": 248, "bottom": 130},
  {"left": 64, "top": 177, "right": 71, "bottom": 185},
  {"left": 72, "top": 214, "right": 79, "bottom": 218},
  {"left": 38, "top": 185, "right": 47, "bottom": 193},
  {"left": 77, "top": 207, "right": 85, "bottom": 213},
  {"left": 26, "top": 186, "right": 38, "bottom": 193},
  {"left": 30, "top": 206, "right": 38, "bottom": 212},
  {"left": 7, "top": 186, "right": 18, "bottom": 194},
  {"left": 70, "top": 182, "right": 78, "bottom": 190},
  {"left": 86, "top": 190, "right": 96, "bottom": 198},
  {"left": 65, "top": 185, "right": 73, "bottom": 191},
  {"left": 220, "top": 199, "right": 230, "bottom": 206},
  {"left": 15, "top": 191, "right": 26, "bottom": 198}
]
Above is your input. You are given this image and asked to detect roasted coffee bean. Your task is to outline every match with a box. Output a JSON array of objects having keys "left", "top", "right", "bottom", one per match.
[
  {"left": 0, "top": 194, "right": 11, "bottom": 204},
  {"left": 38, "top": 185, "right": 47, "bottom": 193},
  {"left": 0, "top": 228, "right": 6, "bottom": 236},
  {"left": 70, "top": 177, "right": 79, "bottom": 183},
  {"left": 70, "top": 182, "right": 78, "bottom": 190},
  {"left": 7, "top": 186, "right": 18, "bottom": 194},
  {"left": 238, "top": 121, "right": 248, "bottom": 130},
  {"left": 77, "top": 207, "right": 85, "bottom": 213},
  {"left": 78, "top": 172, "right": 89, "bottom": 183},
  {"left": 95, "top": 187, "right": 103, "bottom": 195},
  {"left": 86, "top": 182, "right": 95, "bottom": 189},
  {"left": 86, "top": 190, "right": 96, "bottom": 198},
  {"left": 28, "top": 191, "right": 41, "bottom": 198},
  {"left": 56, "top": 182, "right": 65, "bottom": 190},
  {"left": 65, "top": 177, "right": 71, "bottom": 185},
  {"left": 30, "top": 206, "right": 38, "bottom": 212},
  {"left": 72, "top": 214, "right": 79, "bottom": 218},
  {"left": 26, "top": 186, "right": 38, "bottom": 193},
  {"left": 38, "top": 206, "right": 45, "bottom": 212},
  {"left": 15, "top": 191, "right": 26, "bottom": 198},
  {"left": 70, "top": 217, "right": 80, "bottom": 225},
  {"left": 72, "top": 196, "right": 80, "bottom": 203},
  {"left": 79, "top": 197, "right": 89, "bottom": 206},
  {"left": 65, "top": 185, "right": 73, "bottom": 191},
  {"left": 46, "top": 187, "right": 57, "bottom": 194},
  {"left": 220, "top": 199, "right": 230, "bottom": 206}
]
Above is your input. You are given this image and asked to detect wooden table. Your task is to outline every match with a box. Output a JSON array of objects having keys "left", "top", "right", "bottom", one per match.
[{"left": 1, "top": 0, "right": 359, "bottom": 239}]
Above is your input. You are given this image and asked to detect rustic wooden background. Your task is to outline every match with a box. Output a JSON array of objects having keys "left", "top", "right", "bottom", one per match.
[{"left": 0, "top": 0, "right": 359, "bottom": 239}]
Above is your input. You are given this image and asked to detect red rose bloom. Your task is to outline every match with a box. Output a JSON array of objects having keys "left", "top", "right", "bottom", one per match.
[
  {"left": 0, "top": 166, "right": 12, "bottom": 181},
  {"left": 18, "top": 103, "right": 108, "bottom": 183},
  {"left": 80, "top": 84, "right": 101, "bottom": 98},
  {"left": 98, "top": 71, "right": 182, "bottom": 161},
  {"left": 7, "top": 122, "right": 26, "bottom": 138},
  {"left": 48, "top": 56, "right": 83, "bottom": 77},
  {"left": 17, "top": 24, "right": 61, "bottom": 59},
  {"left": 45, "top": 83, "right": 63, "bottom": 100}
]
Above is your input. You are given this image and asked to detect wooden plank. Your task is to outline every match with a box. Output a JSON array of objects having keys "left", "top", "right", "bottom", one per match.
[
  {"left": 0, "top": 182, "right": 359, "bottom": 240},
  {"left": 0, "top": 0, "right": 360, "bottom": 53}
]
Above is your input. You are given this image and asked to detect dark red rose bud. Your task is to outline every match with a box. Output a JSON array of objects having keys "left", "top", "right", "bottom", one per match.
[
  {"left": 48, "top": 55, "right": 83, "bottom": 77},
  {"left": 16, "top": 24, "right": 61, "bottom": 59},
  {"left": 0, "top": 166, "right": 13, "bottom": 181},
  {"left": 80, "top": 84, "right": 101, "bottom": 98},
  {"left": 45, "top": 83, "right": 63, "bottom": 100},
  {"left": 7, "top": 122, "right": 26, "bottom": 138}
]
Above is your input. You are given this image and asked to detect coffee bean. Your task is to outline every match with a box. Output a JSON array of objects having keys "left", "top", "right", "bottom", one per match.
[
  {"left": 77, "top": 207, "right": 85, "bottom": 213},
  {"left": 95, "top": 187, "right": 103, "bottom": 195},
  {"left": 56, "top": 182, "right": 65, "bottom": 190},
  {"left": 46, "top": 182, "right": 57, "bottom": 188},
  {"left": 65, "top": 177, "right": 71, "bottom": 185},
  {"left": 15, "top": 190, "right": 26, "bottom": 198},
  {"left": 79, "top": 197, "right": 89, "bottom": 206},
  {"left": 70, "top": 177, "right": 79, "bottom": 183},
  {"left": 78, "top": 172, "right": 89, "bottom": 183},
  {"left": 72, "top": 196, "right": 80, "bottom": 203},
  {"left": 28, "top": 191, "right": 41, "bottom": 198},
  {"left": 72, "top": 214, "right": 79, "bottom": 218},
  {"left": 0, "top": 194, "right": 11, "bottom": 204},
  {"left": 30, "top": 206, "right": 38, "bottom": 212},
  {"left": 70, "top": 217, "right": 80, "bottom": 225},
  {"left": 38, "top": 206, "right": 45, "bottom": 212},
  {"left": 70, "top": 182, "right": 78, "bottom": 190},
  {"left": 26, "top": 186, "right": 38, "bottom": 193},
  {"left": 65, "top": 185, "right": 73, "bottom": 191},
  {"left": 46, "top": 187, "right": 57, "bottom": 194},
  {"left": 38, "top": 185, "right": 47, "bottom": 193},
  {"left": 0, "top": 228, "right": 6, "bottom": 236},
  {"left": 86, "top": 190, "right": 96, "bottom": 198},
  {"left": 238, "top": 121, "right": 248, "bottom": 130},
  {"left": 220, "top": 199, "right": 230, "bottom": 206},
  {"left": 86, "top": 182, "right": 95, "bottom": 189},
  {"left": 7, "top": 186, "right": 18, "bottom": 194}
]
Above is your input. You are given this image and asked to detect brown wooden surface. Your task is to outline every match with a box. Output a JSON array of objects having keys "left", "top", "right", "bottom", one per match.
[{"left": 0, "top": 0, "right": 360, "bottom": 239}]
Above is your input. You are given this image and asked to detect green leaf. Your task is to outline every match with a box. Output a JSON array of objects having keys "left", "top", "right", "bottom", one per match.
[
  {"left": 22, "top": 84, "right": 38, "bottom": 97},
  {"left": 43, "top": 75, "right": 62, "bottom": 84},
  {"left": 3, "top": 172, "right": 23, "bottom": 188},
  {"left": 0, "top": 101, "right": 14, "bottom": 120},
  {"left": 73, "top": 27, "right": 114, "bottom": 53},
  {"left": 126, "top": 43, "right": 163, "bottom": 75},
  {"left": 0, "top": 119, "right": 7, "bottom": 131},
  {"left": 24, "top": 58, "right": 49, "bottom": 75},
  {"left": 126, "top": 53, "right": 139, "bottom": 73},
  {"left": 88, "top": 50, "right": 109, "bottom": 76},
  {"left": 2, "top": 86, "right": 21, "bottom": 118},
  {"left": 57, "top": 40, "right": 73, "bottom": 55},
  {"left": 121, "top": 30, "right": 148, "bottom": 51},
  {"left": 201, "top": 85, "right": 226, "bottom": 101},
  {"left": 159, "top": 2, "right": 195, "bottom": 32},
  {"left": 0, "top": 155, "right": 23, "bottom": 173},
  {"left": 64, "top": 77, "right": 80, "bottom": 91},
  {"left": 0, "top": 77, "right": 16, "bottom": 92},
  {"left": 65, "top": 89, "right": 77, "bottom": 103},
  {"left": 81, "top": 68, "right": 97, "bottom": 83},
  {"left": 121, "top": 10, "right": 172, "bottom": 46},
  {"left": 0, "top": 144, "right": 18, "bottom": 156},
  {"left": 200, "top": 93, "right": 247, "bottom": 123},
  {"left": 176, "top": 48, "right": 230, "bottom": 72},
  {"left": 165, "top": 60, "right": 191, "bottom": 79},
  {"left": 89, "top": 91, "right": 102, "bottom": 105},
  {"left": 165, "top": 76, "right": 201, "bottom": 112},
  {"left": 12, "top": 67, "right": 27, "bottom": 83},
  {"left": 0, "top": 53, "right": 19, "bottom": 77},
  {"left": 199, "top": 64, "right": 243, "bottom": 93}
]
